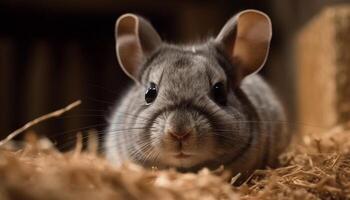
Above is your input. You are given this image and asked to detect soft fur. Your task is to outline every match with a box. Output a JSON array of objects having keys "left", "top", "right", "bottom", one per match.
[{"left": 105, "top": 10, "right": 291, "bottom": 179}]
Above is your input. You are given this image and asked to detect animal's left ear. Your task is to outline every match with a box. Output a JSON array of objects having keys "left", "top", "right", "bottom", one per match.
[
  {"left": 115, "top": 14, "right": 162, "bottom": 83},
  {"left": 215, "top": 10, "right": 272, "bottom": 77}
]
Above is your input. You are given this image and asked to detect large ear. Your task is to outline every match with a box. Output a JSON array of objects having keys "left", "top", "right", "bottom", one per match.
[
  {"left": 116, "top": 14, "right": 162, "bottom": 83},
  {"left": 215, "top": 10, "right": 272, "bottom": 77}
]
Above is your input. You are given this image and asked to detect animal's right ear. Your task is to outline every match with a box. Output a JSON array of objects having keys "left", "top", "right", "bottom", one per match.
[
  {"left": 115, "top": 14, "right": 162, "bottom": 83},
  {"left": 215, "top": 10, "right": 272, "bottom": 79}
]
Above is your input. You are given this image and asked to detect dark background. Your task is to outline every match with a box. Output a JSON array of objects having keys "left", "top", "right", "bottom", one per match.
[{"left": 0, "top": 0, "right": 348, "bottom": 150}]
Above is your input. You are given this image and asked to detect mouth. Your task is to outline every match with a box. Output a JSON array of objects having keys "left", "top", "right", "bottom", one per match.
[
  {"left": 174, "top": 152, "right": 192, "bottom": 159},
  {"left": 163, "top": 151, "right": 199, "bottom": 168}
]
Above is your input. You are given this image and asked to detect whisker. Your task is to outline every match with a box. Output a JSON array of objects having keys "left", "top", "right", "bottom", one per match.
[
  {"left": 127, "top": 139, "right": 151, "bottom": 162},
  {"left": 83, "top": 97, "right": 115, "bottom": 105},
  {"left": 78, "top": 108, "right": 109, "bottom": 112},
  {"left": 49, "top": 121, "right": 153, "bottom": 139},
  {"left": 86, "top": 82, "right": 119, "bottom": 95},
  {"left": 56, "top": 114, "right": 109, "bottom": 120},
  {"left": 55, "top": 125, "right": 155, "bottom": 149},
  {"left": 216, "top": 120, "right": 328, "bottom": 130},
  {"left": 113, "top": 111, "right": 153, "bottom": 121}
]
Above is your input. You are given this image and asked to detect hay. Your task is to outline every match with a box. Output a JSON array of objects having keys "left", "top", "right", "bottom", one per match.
[
  {"left": 0, "top": 133, "right": 238, "bottom": 200},
  {"left": 237, "top": 125, "right": 350, "bottom": 199},
  {"left": 0, "top": 100, "right": 81, "bottom": 147},
  {"left": 0, "top": 103, "right": 350, "bottom": 200}
]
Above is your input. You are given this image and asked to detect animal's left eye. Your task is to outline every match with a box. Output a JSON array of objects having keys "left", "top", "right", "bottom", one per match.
[
  {"left": 145, "top": 82, "right": 158, "bottom": 104},
  {"left": 212, "top": 82, "right": 227, "bottom": 105}
]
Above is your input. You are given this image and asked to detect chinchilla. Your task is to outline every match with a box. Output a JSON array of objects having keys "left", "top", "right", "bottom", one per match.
[{"left": 104, "top": 10, "right": 291, "bottom": 180}]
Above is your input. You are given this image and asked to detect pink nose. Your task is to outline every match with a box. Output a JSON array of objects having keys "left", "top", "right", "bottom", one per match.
[{"left": 168, "top": 131, "right": 190, "bottom": 141}]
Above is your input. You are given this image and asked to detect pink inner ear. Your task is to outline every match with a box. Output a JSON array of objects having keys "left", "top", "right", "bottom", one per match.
[
  {"left": 115, "top": 14, "right": 162, "bottom": 82},
  {"left": 237, "top": 13, "right": 271, "bottom": 44},
  {"left": 115, "top": 14, "right": 143, "bottom": 81},
  {"left": 117, "top": 34, "right": 142, "bottom": 78},
  {"left": 233, "top": 11, "right": 272, "bottom": 76}
]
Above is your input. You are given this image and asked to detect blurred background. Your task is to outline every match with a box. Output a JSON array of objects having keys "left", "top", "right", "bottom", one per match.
[{"left": 0, "top": 0, "right": 349, "bottom": 150}]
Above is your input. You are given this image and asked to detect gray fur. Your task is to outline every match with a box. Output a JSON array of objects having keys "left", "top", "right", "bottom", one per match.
[
  {"left": 105, "top": 43, "right": 290, "bottom": 174},
  {"left": 105, "top": 12, "right": 291, "bottom": 179}
]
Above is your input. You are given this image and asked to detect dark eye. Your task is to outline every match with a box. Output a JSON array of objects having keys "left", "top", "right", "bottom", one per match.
[
  {"left": 145, "top": 82, "right": 158, "bottom": 104},
  {"left": 212, "top": 82, "right": 227, "bottom": 105}
]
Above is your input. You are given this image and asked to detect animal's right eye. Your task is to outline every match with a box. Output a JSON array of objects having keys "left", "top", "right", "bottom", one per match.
[
  {"left": 145, "top": 82, "right": 157, "bottom": 104},
  {"left": 212, "top": 82, "right": 227, "bottom": 106}
]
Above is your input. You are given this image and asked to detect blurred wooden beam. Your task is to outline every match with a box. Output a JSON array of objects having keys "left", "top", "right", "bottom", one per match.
[
  {"left": 0, "top": 39, "right": 15, "bottom": 135},
  {"left": 296, "top": 5, "right": 350, "bottom": 133}
]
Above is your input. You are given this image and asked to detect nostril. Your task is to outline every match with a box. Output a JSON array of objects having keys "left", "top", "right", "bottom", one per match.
[{"left": 168, "top": 131, "right": 191, "bottom": 140}]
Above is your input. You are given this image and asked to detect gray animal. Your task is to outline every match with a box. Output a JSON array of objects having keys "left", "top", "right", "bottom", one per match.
[{"left": 105, "top": 10, "right": 291, "bottom": 179}]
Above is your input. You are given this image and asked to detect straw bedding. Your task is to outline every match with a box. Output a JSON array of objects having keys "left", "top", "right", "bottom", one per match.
[{"left": 0, "top": 108, "right": 349, "bottom": 200}]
